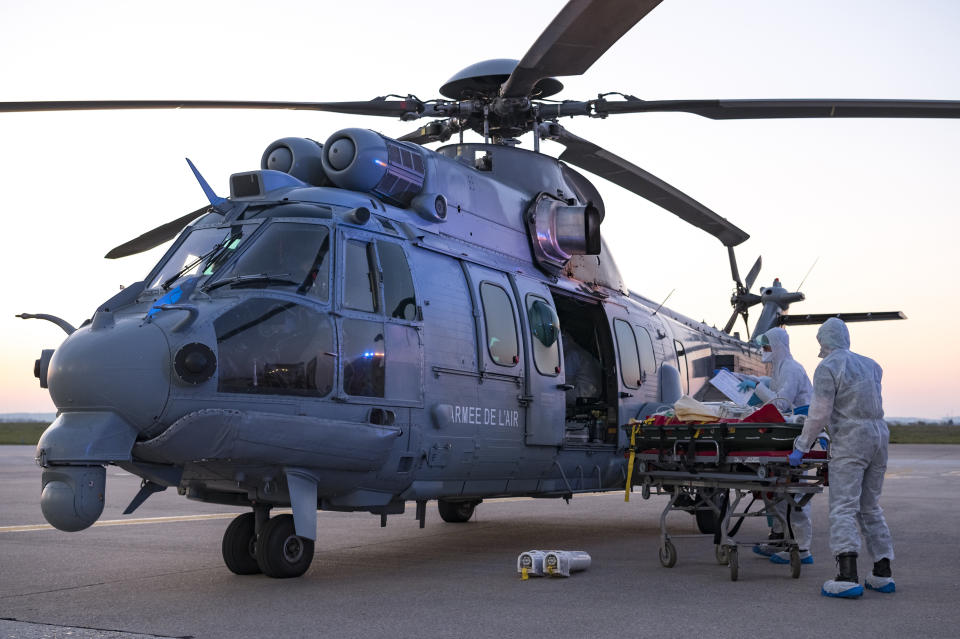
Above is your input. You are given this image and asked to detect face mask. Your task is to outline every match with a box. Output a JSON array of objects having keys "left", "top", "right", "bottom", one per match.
[
  {"left": 761, "top": 349, "right": 773, "bottom": 363},
  {"left": 818, "top": 346, "right": 829, "bottom": 358}
]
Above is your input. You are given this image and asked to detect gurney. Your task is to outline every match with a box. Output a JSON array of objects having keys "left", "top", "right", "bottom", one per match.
[{"left": 624, "top": 416, "right": 828, "bottom": 581}]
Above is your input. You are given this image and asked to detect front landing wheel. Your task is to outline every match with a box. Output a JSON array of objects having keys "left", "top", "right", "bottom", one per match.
[
  {"left": 222, "top": 512, "right": 260, "bottom": 575},
  {"left": 256, "top": 514, "right": 314, "bottom": 579}
]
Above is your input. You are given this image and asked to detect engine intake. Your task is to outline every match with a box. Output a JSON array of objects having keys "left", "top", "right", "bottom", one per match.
[{"left": 321, "top": 128, "right": 425, "bottom": 207}]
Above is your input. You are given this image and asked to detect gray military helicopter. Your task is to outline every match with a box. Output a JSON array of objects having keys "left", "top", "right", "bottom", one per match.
[{"left": 8, "top": 0, "right": 954, "bottom": 578}]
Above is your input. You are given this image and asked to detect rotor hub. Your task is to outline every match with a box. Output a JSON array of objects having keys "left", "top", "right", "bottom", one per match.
[{"left": 439, "top": 59, "right": 562, "bottom": 100}]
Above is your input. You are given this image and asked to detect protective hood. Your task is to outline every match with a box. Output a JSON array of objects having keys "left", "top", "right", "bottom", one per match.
[
  {"left": 816, "top": 317, "right": 851, "bottom": 357},
  {"left": 762, "top": 327, "right": 792, "bottom": 367}
]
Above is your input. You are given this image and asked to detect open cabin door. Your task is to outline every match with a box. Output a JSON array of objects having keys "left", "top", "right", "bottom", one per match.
[{"left": 510, "top": 274, "right": 565, "bottom": 446}]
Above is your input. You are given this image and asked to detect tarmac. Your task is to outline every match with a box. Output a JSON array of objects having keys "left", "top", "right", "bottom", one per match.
[{"left": 1, "top": 444, "right": 958, "bottom": 639}]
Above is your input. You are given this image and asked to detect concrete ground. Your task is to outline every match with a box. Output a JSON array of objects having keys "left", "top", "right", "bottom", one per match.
[{"left": 1, "top": 444, "right": 958, "bottom": 639}]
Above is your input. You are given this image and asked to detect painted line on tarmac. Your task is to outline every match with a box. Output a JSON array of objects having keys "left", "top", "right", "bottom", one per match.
[
  {"left": 0, "top": 512, "right": 244, "bottom": 534},
  {"left": 0, "top": 493, "right": 619, "bottom": 534}
]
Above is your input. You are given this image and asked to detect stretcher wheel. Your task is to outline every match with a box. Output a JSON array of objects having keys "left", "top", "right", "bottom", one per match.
[
  {"left": 728, "top": 546, "right": 739, "bottom": 581},
  {"left": 715, "top": 544, "right": 729, "bottom": 565},
  {"left": 659, "top": 540, "right": 677, "bottom": 568},
  {"left": 790, "top": 547, "right": 801, "bottom": 579},
  {"left": 641, "top": 482, "right": 651, "bottom": 500}
]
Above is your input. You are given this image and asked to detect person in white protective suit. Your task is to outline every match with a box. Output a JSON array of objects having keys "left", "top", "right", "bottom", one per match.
[
  {"left": 740, "top": 328, "right": 815, "bottom": 564},
  {"left": 788, "top": 318, "right": 895, "bottom": 598}
]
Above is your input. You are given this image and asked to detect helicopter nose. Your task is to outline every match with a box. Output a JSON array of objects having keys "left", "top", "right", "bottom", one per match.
[{"left": 47, "top": 314, "right": 171, "bottom": 432}]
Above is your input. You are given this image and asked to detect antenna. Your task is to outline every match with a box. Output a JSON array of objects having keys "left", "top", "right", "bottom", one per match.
[
  {"left": 652, "top": 289, "right": 675, "bottom": 316},
  {"left": 797, "top": 257, "right": 819, "bottom": 292}
]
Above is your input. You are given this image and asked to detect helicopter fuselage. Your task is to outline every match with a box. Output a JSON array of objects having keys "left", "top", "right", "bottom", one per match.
[{"left": 33, "top": 131, "right": 764, "bottom": 552}]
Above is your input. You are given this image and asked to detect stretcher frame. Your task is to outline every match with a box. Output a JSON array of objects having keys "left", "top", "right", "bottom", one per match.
[{"left": 629, "top": 437, "right": 828, "bottom": 581}]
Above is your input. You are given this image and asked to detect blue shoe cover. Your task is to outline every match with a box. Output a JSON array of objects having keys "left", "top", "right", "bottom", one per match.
[
  {"left": 822, "top": 580, "right": 864, "bottom": 598},
  {"left": 752, "top": 544, "right": 775, "bottom": 557},
  {"left": 770, "top": 551, "right": 813, "bottom": 565},
  {"left": 865, "top": 575, "right": 896, "bottom": 593}
]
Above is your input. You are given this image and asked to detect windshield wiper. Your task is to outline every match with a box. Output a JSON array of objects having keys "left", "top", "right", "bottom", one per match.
[
  {"left": 203, "top": 273, "right": 298, "bottom": 292},
  {"left": 161, "top": 241, "right": 229, "bottom": 290}
]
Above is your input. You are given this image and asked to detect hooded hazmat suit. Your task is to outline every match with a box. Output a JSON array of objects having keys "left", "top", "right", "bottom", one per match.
[
  {"left": 754, "top": 328, "right": 814, "bottom": 558},
  {"left": 753, "top": 327, "right": 813, "bottom": 412},
  {"left": 795, "top": 318, "right": 894, "bottom": 565}
]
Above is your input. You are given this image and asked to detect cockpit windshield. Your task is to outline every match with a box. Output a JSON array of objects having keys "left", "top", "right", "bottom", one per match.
[
  {"left": 204, "top": 222, "right": 331, "bottom": 300},
  {"left": 147, "top": 224, "right": 255, "bottom": 290}
]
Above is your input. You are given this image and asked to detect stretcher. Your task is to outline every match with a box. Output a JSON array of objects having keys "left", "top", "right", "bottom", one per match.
[{"left": 624, "top": 419, "right": 828, "bottom": 581}]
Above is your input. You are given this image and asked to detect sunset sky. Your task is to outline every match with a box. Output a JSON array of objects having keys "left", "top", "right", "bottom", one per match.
[{"left": 1, "top": 0, "right": 958, "bottom": 419}]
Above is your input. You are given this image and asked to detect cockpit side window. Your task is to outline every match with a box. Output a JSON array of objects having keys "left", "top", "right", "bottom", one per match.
[
  {"left": 344, "top": 240, "right": 377, "bottom": 312},
  {"left": 377, "top": 241, "right": 417, "bottom": 321}
]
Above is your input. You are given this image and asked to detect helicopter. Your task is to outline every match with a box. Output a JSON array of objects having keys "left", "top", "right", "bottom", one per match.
[{"left": 7, "top": 0, "right": 959, "bottom": 579}]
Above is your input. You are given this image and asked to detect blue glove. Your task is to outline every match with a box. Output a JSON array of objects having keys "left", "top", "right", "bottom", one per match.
[
  {"left": 788, "top": 449, "right": 804, "bottom": 467},
  {"left": 737, "top": 379, "right": 758, "bottom": 392},
  {"left": 818, "top": 436, "right": 829, "bottom": 450}
]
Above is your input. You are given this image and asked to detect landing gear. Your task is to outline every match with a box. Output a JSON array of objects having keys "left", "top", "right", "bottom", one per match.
[
  {"left": 221, "top": 509, "right": 314, "bottom": 579},
  {"left": 256, "top": 513, "right": 315, "bottom": 579},
  {"left": 222, "top": 512, "right": 260, "bottom": 575},
  {"left": 438, "top": 499, "right": 479, "bottom": 523}
]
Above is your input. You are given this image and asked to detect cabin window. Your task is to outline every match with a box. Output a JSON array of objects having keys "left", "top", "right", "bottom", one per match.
[
  {"left": 215, "top": 298, "right": 334, "bottom": 397},
  {"left": 674, "top": 339, "right": 690, "bottom": 395},
  {"left": 209, "top": 223, "right": 331, "bottom": 299},
  {"left": 342, "top": 319, "right": 386, "bottom": 397},
  {"left": 636, "top": 326, "right": 657, "bottom": 380},
  {"left": 479, "top": 282, "right": 519, "bottom": 367},
  {"left": 377, "top": 241, "right": 417, "bottom": 321},
  {"left": 344, "top": 240, "right": 377, "bottom": 312},
  {"left": 526, "top": 296, "right": 560, "bottom": 376},
  {"left": 614, "top": 319, "right": 642, "bottom": 389}
]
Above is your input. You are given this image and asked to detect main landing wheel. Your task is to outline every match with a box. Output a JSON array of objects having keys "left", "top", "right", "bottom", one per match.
[
  {"left": 438, "top": 499, "right": 478, "bottom": 523},
  {"left": 255, "top": 514, "right": 314, "bottom": 579},
  {"left": 222, "top": 512, "right": 260, "bottom": 575}
]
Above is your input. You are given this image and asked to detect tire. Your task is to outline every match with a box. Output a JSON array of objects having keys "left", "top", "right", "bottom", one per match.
[
  {"left": 255, "top": 514, "right": 314, "bottom": 579},
  {"left": 659, "top": 540, "right": 677, "bottom": 568},
  {"left": 222, "top": 512, "right": 260, "bottom": 575},
  {"left": 729, "top": 546, "right": 739, "bottom": 582},
  {"left": 438, "top": 499, "right": 477, "bottom": 523},
  {"left": 715, "top": 544, "right": 730, "bottom": 565},
  {"left": 790, "top": 547, "right": 802, "bottom": 579}
]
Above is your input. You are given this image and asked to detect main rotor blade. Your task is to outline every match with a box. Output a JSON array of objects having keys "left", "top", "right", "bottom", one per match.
[
  {"left": 550, "top": 127, "right": 749, "bottom": 246},
  {"left": 0, "top": 98, "right": 424, "bottom": 118},
  {"left": 744, "top": 256, "right": 762, "bottom": 291},
  {"left": 104, "top": 206, "right": 211, "bottom": 259},
  {"left": 597, "top": 99, "right": 960, "bottom": 120},
  {"left": 500, "top": 0, "right": 663, "bottom": 98},
  {"left": 778, "top": 311, "right": 907, "bottom": 326}
]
